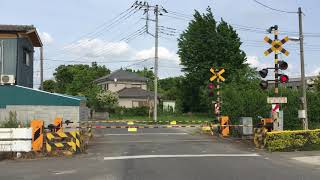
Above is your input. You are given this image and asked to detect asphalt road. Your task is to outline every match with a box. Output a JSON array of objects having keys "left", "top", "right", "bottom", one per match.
[{"left": 0, "top": 125, "right": 320, "bottom": 180}]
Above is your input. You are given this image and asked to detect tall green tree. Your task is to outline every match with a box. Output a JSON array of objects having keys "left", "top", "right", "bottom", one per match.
[
  {"left": 42, "top": 79, "right": 56, "bottom": 92},
  {"left": 46, "top": 62, "right": 110, "bottom": 109},
  {"left": 159, "top": 76, "right": 183, "bottom": 100},
  {"left": 54, "top": 62, "right": 110, "bottom": 95},
  {"left": 177, "top": 7, "right": 249, "bottom": 112}
]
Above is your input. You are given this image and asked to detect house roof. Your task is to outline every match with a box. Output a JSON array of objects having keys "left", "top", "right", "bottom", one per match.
[
  {"left": 117, "top": 87, "right": 156, "bottom": 99},
  {"left": 0, "top": 25, "right": 36, "bottom": 32},
  {"left": 0, "top": 85, "right": 84, "bottom": 108},
  {"left": 0, "top": 24, "right": 42, "bottom": 47},
  {"left": 95, "top": 69, "right": 148, "bottom": 83}
]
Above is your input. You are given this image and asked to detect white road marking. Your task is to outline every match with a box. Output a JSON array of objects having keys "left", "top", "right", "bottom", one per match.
[
  {"left": 94, "top": 139, "right": 213, "bottom": 144},
  {"left": 103, "top": 133, "right": 188, "bottom": 136},
  {"left": 292, "top": 156, "right": 320, "bottom": 165},
  {"left": 104, "top": 154, "right": 260, "bottom": 160},
  {"left": 52, "top": 170, "right": 77, "bottom": 175}
]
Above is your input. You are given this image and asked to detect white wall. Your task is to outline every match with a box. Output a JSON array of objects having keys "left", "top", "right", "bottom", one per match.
[
  {"left": 0, "top": 105, "right": 89, "bottom": 128},
  {"left": 98, "top": 81, "right": 147, "bottom": 92},
  {"left": 118, "top": 98, "right": 154, "bottom": 108}
]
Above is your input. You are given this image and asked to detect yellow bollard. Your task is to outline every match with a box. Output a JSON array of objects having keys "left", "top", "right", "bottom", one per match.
[
  {"left": 31, "top": 119, "right": 44, "bottom": 151},
  {"left": 220, "top": 116, "right": 230, "bottom": 137}
]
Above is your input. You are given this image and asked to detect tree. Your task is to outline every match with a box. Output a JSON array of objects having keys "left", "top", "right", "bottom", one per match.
[
  {"left": 94, "top": 90, "right": 119, "bottom": 112},
  {"left": 177, "top": 7, "right": 251, "bottom": 112},
  {"left": 47, "top": 62, "right": 110, "bottom": 109},
  {"left": 159, "top": 76, "right": 183, "bottom": 100},
  {"left": 314, "top": 73, "right": 320, "bottom": 91},
  {"left": 42, "top": 79, "right": 56, "bottom": 92},
  {"left": 54, "top": 62, "right": 110, "bottom": 95},
  {"left": 178, "top": 7, "right": 246, "bottom": 81}
]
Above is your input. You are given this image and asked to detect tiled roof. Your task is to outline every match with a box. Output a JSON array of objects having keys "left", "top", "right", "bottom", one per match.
[
  {"left": 95, "top": 69, "right": 148, "bottom": 83},
  {"left": 0, "top": 24, "right": 35, "bottom": 32}
]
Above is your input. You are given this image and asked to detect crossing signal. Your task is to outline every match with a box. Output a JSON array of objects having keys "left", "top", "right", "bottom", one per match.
[
  {"left": 279, "top": 74, "right": 289, "bottom": 83},
  {"left": 259, "top": 69, "right": 268, "bottom": 78},
  {"left": 278, "top": 61, "right": 288, "bottom": 70},
  {"left": 208, "top": 83, "right": 214, "bottom": 96},
  {"left": 260, "top": 80, "right": 268, "bottom": 89}
]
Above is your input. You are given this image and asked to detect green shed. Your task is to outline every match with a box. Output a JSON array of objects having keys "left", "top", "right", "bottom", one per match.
[{"left": 0, "top": 85, "right": 89, "bottom": 127}]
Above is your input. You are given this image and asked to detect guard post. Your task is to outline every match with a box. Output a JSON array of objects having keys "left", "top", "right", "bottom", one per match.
[
  {"left": 31, "top": 119, "right": 44, "bottom": 151},
  {"left": 53, "top": 117, "right": 63, "bottom": 133}
]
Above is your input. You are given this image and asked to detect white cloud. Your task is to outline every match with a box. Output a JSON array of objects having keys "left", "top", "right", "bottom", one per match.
[
  {"left": 39, "top": 31, "right": 54, "bottom": 45},
  {"left": 134, "top": 46, "right": 180, "bottom": 63},
  {"left": 246, "top": 56, "right": 272, "bottom": 69},
  {"left": 63, "top": 38, "right": 131, "bottom": 59}
]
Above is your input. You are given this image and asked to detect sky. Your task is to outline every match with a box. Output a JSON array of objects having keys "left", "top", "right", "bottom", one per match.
[{"left": 0, "top": 0, "right": 319, "bottom": 87}]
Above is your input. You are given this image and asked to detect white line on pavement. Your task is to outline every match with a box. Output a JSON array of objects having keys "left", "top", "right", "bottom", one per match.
[
  {"left": 103, "top": 133, "right": 188, "bottom": 136},
  {"left": 103, "top": 154, "right": 260, "bottom": 160},
  {"left": 292, "top": 156, "right": 320, "bottom": 165},
  {"left": 52, "top": 170, "right": 77, "bottom": 175}
]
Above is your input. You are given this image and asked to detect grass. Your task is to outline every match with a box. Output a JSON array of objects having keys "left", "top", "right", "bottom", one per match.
[{"left": 109, "top": 113, "right": 213, "bottom": 123}]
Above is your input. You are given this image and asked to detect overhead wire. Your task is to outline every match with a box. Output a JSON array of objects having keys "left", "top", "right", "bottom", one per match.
[{"left": 253, "top": 0, "right": 297, "bottom": 14}]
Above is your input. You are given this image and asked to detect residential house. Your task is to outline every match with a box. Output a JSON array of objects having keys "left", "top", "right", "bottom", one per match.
[
  {"left": 0, "top": 24, "right": 42, "bottom": 88},
  {"left": 95, "top": 69, "right": 157, "bottom": 108},
  {"left": 0, "top": 24, "right": 89, "bottom": 127}
]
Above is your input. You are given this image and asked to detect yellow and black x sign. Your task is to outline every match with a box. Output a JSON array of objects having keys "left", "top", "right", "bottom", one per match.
[
  {"left": 210, "top": 68, "right": 225, "bottom": 82},
  {"left": 264, "top": 36, "right": 289, "bottom": 56}
]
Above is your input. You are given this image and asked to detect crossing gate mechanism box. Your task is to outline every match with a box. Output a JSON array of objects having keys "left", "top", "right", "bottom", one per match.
[
  {"left": 0, "top": 128, "right": 32, "bottom": 152},
  {"left": 240, "top": 117, "right": 253, "bottom": 135}
]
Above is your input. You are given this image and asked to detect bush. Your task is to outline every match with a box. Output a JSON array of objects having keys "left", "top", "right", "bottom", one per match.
[
  {"left": 1, "top": 111, "right": 20, "bottom": 128},
  {"left": 265, "top": 129, "right": 320, "bottom": 152},
  {"left": 113, "top": 106, "right": 150, "bottom": 117}
]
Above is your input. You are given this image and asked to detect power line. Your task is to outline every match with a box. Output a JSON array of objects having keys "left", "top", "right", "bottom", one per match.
[
  {"left": 62, "top": 8, "right": 140, "bottom": 53},
  {"left": 49, "top": 25, "right": 147, "bottom": 63},
  {"left": 253, "top": 0, "right": 297, "bottom": 14}
]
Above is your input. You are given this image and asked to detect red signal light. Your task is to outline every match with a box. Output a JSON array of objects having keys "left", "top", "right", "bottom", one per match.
[
  {"left": 209, "top": 91, "right": 214, "bottom": 96},
  {"left": 279, "top": 74, "right": 289, "bottom": 83},
  {"left": 208, "top": 83, "right": 214, "bottom": 89}
]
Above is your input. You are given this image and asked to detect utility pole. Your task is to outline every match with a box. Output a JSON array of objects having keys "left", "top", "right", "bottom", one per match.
[
  {"left": 134, "top": 1, "right": 167, "bottom": 122},
  {"left": 154, "top": 5, "right": 159, "bottom": 122},
  {"left": 298, "top": 7, "right": 308, "bottom": 130},
  {"left": 40, "top": 46, "right": 44, "bottom": 90}
]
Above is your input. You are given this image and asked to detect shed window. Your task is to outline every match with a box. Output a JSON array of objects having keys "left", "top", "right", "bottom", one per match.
[{"left": 23, "top": 49, "right": 31, "bottom": 66}]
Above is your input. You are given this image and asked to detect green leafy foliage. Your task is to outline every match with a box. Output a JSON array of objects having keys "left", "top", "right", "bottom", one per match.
[
  {"left": 54, "top": 62, "right": 110, "bottom": 95},
  {"left": 42, "top": 79, "right": 56, "bottom": 92},
  {"left": 177, "top": 7, "right": 249, "bottom": 112},
  {"left": 42, "top": 62, "right": 110, "bottom": 109},
  {"left": 159, "top": 76, "right": 183, "bottom": 101},
  {"left": 1, "top": 111, "right": 19, "bottom": 128},
  {"left": 113, "top": 106, "right": 150, "bottom": 117},
  {"left": 94, "top": 90, "right": 119, "bottom": 112},
  {"left": 265, "top": 129, "right": 320, "bottom": 151}
]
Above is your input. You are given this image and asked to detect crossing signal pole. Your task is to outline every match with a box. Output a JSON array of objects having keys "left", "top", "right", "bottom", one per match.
[
  {"left": 209, "top": 67, "right": 225, "bottom": 121},
  {"left": 260, "top": 25, "right": 290, "bottom": 131},
  {"left": 133, "top": 1, "right": 168, "bottom": 122}
]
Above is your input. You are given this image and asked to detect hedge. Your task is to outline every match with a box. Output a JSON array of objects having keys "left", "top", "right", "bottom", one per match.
[{"left": 265, "top": 129, "right": 320, "bottom": 152}]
